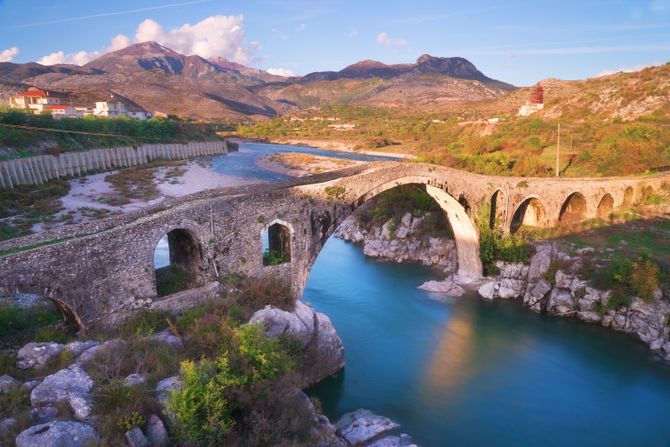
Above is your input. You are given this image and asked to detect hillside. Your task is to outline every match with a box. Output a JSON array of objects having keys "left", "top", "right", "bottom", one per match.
[{"left": 240, "top": 64, "right": 670, "bottom": 178}]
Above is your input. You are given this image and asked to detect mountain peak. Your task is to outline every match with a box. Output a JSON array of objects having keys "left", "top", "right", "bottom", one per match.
[
  {"left": 416, "top": 54, "right": 435, "bottom": 64},
  {"left": 112, "top": 41, "right": 178, "bottom": 57}
]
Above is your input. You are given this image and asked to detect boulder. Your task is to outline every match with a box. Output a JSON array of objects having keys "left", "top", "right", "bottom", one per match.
[
  {"left": 125, "top": 427, "right": 150, "bottom": 447},
  {"left": 0, "top": 374, "right": 21, "bottom": 394},
  {"left": 146, "top": 330, "right": 183, "bottom": 350},
  {"left": 75, "top": 339, "right": 122, "bottom": 365},
  {"left": 15, "top": 421, "right": 99, "bottom": 447},
  {"left": 526, "top": 243, "right": 553, "bottom": 282},
  {"left": 418, "top": 279, "right": 465, "bottom": 297},
  {"left": 497, "top": 278, "right": 526, "bottom": 299},
  {"left": 145, "top": 415, "right": 169, "bottom": 447},
  {"left": 31, "top": 365, "right": 94, "bottom": 421},
  {"left": 250, "top": 301, "right": 345, "bottom": 385},
  {"left": 546, "top": 289, "right": 576, "bottom": 316},
  {"left": 17, "top": 342, "right": 64, "bottom": 370},
  {"left": 335, "top": 409, "right": 400, "bottom": 446},
  {"left": 368, "top": 434, "right": 417, "bottom": 447},
  {"left": 577, "top": 311, "right": 602, "bottom": 324},
  {"left": 0, "top": 417, "right": 17, "bottom": 438},
  {"left": 478, "top": 281, "right": 496, "bottom": 300},
  {"left": 124, "top": 373, "right": 147, "bottom": 387},
  {"left": 64, "top": 341, "right": 99, "bottom": 358},
  {"left": 156, "top": 376, "right": 182, "bottom": 408},
  {"left": 22, "top": 380, "right": 41, "bottom": 393},
  {"left": 524, "top": 279, "right": 552, "bottom": 313}
]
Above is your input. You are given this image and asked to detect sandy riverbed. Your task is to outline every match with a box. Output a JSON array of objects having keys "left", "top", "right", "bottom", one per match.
[{"left": 256, "top": 152, "right": 364, "bottom": 177}]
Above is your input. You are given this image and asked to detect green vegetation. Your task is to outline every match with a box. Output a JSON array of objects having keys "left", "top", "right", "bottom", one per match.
[
  {"left": 263, "top": 249, "right": 289, "bottom": 266},
  {"left": 238, "top": 103, "right": 670, "bottom": 177},
  {"left": 478, "top": 204, "right": 534, "bottom": 275},
  {"left": 78, "top": 274, "right": 316, "bottom": 446},
  {"left": 358, "top": 185, "right": 451, "bottom": 238},
  {"left": 604, "top": 255, "right": 661, "bottom": 305},
  {"left": 155, "top": 265, "right": 197, "bottom": 297},
  {"left": 0, "top": 106, "right": 220, "bottom": 158},
  {"left": 0, "top": 302, "right": 63, "bottom": 342},
  {"left": 0, "top": 179, "right": 70, "bottom": 241},
  {"left": 324, "top": 185, "right": 347, "bottom": 201}
]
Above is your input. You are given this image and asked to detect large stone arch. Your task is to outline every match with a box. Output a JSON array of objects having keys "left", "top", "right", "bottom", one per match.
[
  {"left": 558, "top": 192, "right": 587, "bottom": 225},
  {"left": 509, "top": 196, "right": 549, "bottom": 233},
  {"left": 0, "top": 284, "right": 83, "bottom": 331},
  {"left": 349, "top": 175, "right": 482, "bottom": 279}
]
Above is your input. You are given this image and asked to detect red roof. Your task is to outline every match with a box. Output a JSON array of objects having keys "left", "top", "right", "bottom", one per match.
[
  {"left": 15, "top": 89, "right": 49, "bottom": 97},
  {"left": 46, "top": 105, "right": 70, "bottom": 110}
]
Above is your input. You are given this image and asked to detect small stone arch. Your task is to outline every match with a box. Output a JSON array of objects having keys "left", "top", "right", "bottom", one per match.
[
  {"left": 261, "top": 219, "right": 294, "bottom": 266},
  {"left": 597, "top": 193, "right": 614, "bottom": 220},
  {"left": 490, "top": 190, "right": 505, "bottom": 230},
  {"left": 641, "top": 185, "right": 654, "bottom": 201},
  {"left": 0, "top": 285, "right": 83, "bottom": 332},
  {"left": 152, "top": 227, "right": 204, "bottom": 297},
  {"left": 510, "top": 196, "right": 548, "bottom": 233},
  {"left": 559, "top": 192, "right": 587, "bottom": 225},
  {"left": 623, "top": 186, "right": 634, "bottom": 207}
]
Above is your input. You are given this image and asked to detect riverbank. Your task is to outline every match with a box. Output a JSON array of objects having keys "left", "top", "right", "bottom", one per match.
[
  {"left": 256, "top": 152, "right": 365, "bottom": 177},
  {"left": 239, "top": 136, "right": 415, "bottom": 159}
]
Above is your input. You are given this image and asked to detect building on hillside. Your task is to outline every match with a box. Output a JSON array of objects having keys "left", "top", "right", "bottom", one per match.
[
  {"left": 518, "top": 84, "right": 545, "bottom": 117},
  {"left": 328, "top": 123, "right": 356, "bottom": 131},
  {"left": 93, "top": 99, "right": 152, "bottom": 120},
  {"left": 45, "top": 105, "right": 82, "bottom": 119},
  {"left": 9, "top": 88, "right": 66, "bottom": 114}
]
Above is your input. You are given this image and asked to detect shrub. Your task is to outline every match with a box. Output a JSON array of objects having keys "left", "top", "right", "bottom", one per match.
[
  {"left": 606, "top": 255, "right": 660, "bottom": 303},
  {"left": 119, "top": 309, "right": 174, "bottom": 337},
  {"left": 477, "top": 205, "right": 533, "bottom": 275},
  {"left": 94, "top": 381, "right": 158, "bottom": 445},
  {"left": 0, "top": 303, "right": 63, "bottom": 341}
]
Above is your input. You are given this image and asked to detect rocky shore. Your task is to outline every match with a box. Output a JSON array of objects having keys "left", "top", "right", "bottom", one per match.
[
  {"left": 336, "top": 211, "right": 457, "bottom": 272},
  {"left": 1, "top": 299, "right": 417, "bottom": 446},
  {"left": 477, "top": 242, "right": 670, "bottom": 361}
]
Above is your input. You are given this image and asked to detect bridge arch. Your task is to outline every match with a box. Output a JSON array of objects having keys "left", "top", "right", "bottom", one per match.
[
  {"left": 559, "top": 192, "right": 587, "bottom": 225},
  {"left": 510, "top": 196, "right": 548, "bottom": 233},
  {"left": 261, "top": 219, "right": 294, "bottom": 266},
  {"left": 597, "top": 193, "right": 614, "bottom": 220},
  {"left": 151, "top": 225, "right": 205, "bottom": 297},
  {"left": 623, "top": 186, "right": 634, "bottom": 207},
  {"left": 0, "top": 285, "right": 83, "bottom": 331},
  {"left": 349, "top": 176, "right": 482, "bottom": 279},
  {"left": 490, "top": 189, "right": 505, "bottom": 230}
]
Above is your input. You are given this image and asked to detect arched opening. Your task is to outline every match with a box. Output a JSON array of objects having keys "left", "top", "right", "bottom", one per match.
[
  {"left": 558, "top": 192, "right": 587, "bottom": 225},
  {"left": 642, "top": 185, "right": 654, "bottom": 201},
  {"left": 623, "top": 186, "right": 634, "bottom": 207},
  {"left": 510, "top": 197, "right": 548, "bottom": 233},
  {"left": 597, "top": 193, "right": 614, "bottom": 220},
  {"left": 262, "top": 221, "right": 292, "bottom": 266},
  {"left": 0, "top": 288, "right": 81, "bottom": 337},
  {"left": 489, "top": 190, "right": 505, "bottom": 230},
  {"left": 153, "top": 228, "right": 203, "bottom": 297}
]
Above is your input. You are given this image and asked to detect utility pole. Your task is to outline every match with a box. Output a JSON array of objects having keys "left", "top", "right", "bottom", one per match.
[{"left": 555, "top": 122, "right": 560, "bottom": 177}]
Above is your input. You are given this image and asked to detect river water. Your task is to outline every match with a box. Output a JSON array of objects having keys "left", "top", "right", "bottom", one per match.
[
  {"left": 304, "top": 238, "right": 670, "bottom": 446},
  {"left": 159, "top": 141, "right": 670, "bottom": 445}
]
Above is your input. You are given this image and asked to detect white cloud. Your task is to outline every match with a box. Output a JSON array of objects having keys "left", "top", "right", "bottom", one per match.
[
  {"left": 266, "top": 67, "right": 294, "bottom": 77},
  {"left": 296, "top": 23, "right": 306, "bottom": 32},
  {"left": 594, "top": 62, "right": 663, "bottom": 77},
  {"left": 376, "top": 32, "right": 407, "bottom": 47},
  {"left": 37, "top": 14, "right": 256, "bottom": 66},
  {"left": 0, "top": 47, "right": 19, "bottom": 62},
  {"left": 135, "top": 15, "right": 251, "bottom": 63}
]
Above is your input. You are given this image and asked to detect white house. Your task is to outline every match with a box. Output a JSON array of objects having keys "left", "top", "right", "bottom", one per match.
[
  {"left": 93, "top": 101, "right": 128, "bottom": 118},
  {"left": 45, "top": 105, "right": 82, "bottom": 119},
  {"left": 9, "top": 88, "right": 65, "bottom": 114}
]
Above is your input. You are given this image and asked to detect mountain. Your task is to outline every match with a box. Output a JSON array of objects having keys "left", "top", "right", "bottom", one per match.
[
  {"left": 0, "top": 42, "right": 517, "bottom": 120},
  {"left": 258, "top": 55, "right": 514, "bottom": 109}
]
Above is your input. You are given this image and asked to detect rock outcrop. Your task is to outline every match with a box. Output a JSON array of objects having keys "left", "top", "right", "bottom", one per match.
[
  {"left": 337, "top": 211, "right": 457, "bottom": 271},
  {"left": 30, "top": 365, "right": 94, "bottom": 421},
  {"left": 250, "top": 300, "right": 345, "bottom": 385},
  {"left": 334, "top": 409, "right": 416, "bottom": 447},
  {"left": 15, "top": 421, "right": 99, "bottom": 447}
]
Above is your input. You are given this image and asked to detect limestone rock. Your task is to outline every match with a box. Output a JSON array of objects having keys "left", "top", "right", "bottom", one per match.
[
  {"left": 17, "top": 342, "right": 64, "bottom": 370},
  {"left": 526, "top": 243, "right": 553, "bottom": 282},
  {"left": 524, "top": 279, "right": 552, "bottom": 313},
  {"left": 156, "top": 376, "right": 182, "bottom": 408},
  {"left": 21, "top": 380, "right": 41, "bottom": 393},
  {"left": 124, "top": 373, "right": 147, "bottom": 387},
  {"left": 0, "top": 374, "right": 21, "bottom": 393},
  {"left": 335, "top": 409, "right": 400, "bottom": 446},
  {"left": 547, "top": 289, "right": 576, "bottom": 316},
  {"left": 478, "top": 281, "right": 496, "bottom": 300},
  {"left": 15, "top": 421, "right": 99, "bottom": 447},
  {"left": 145, "top": 415, "right": 169, "bottom": 447},
  {"left": 64, "top": 341, "right": 99, "bottom": 357},
  {"left": 125, "top": 427, "right": 150, "bottom": 447},
  {"left": 250, "top": 300, "right": 345, "bottom": 385},
  {"left": 31, "top": 365, "right": 94, "bottom": 421},
  {"left": 367, "top": 434, "right": 417, "bottom": 447},
  {"left": 75, "top": 339, "right": 122, "bottom": 365},
  {"left": 418, "top": 279, "right": 465, "bottom": 297},
  {"left": 577, "top": 311, "right": 602, "bottom": 324},
  {"left": 0, "top": 417, "right": 17, "bottom": 438},
  {"left": 146, "top": 330, "right": 183, "bottom": 350}
]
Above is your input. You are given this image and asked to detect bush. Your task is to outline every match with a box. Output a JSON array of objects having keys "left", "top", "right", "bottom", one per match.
[
  {"left": 606, "top": 255, "right": 660, "bottom": 303},
  {"left": 94, "top": 381, "right": 158, "bottom": 445},
  {"left": 477, "top": 205, "right": 533, "bottom": 275},
  {"left": 118, "top": 309, "right": 173, "bottom": 337},
  {"left": 0, "top": 303, "right": 63, "bottom": 341},
  {"left": 169, "top": 323, "right": 295, "bottom": 446}
]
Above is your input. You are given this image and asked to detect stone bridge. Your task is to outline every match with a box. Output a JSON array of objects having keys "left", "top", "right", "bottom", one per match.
[{"left": 0, "top": 161, "right": 666, "bottom": 330}]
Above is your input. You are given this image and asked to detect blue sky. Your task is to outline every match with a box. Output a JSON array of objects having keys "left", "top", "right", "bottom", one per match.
[{"left": 1, "top": 0, "right": 669, "bottom": 85}]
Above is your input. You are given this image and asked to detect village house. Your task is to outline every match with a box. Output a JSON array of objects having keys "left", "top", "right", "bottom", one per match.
[
  {"left": 93, "top": 100, "right": 153, "bottom": 120},
  {"left": 44, "top": 105, "right": 81, "bottom": 119},
  {"left": 9, "top": 88, "right": 66, "bottom": 114}
]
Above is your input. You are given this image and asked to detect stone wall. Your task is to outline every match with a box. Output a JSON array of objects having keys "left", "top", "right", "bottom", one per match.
[{"left": 0, "top": 140, "right": 228, "bottom": 188}]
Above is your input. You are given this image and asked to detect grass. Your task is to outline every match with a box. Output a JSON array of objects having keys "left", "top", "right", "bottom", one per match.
[
  {"left": 0, "top": 302, "right": 63, "bottom": 343},
  {"left": 155, "top": 265, "right": 197, "bottom": 297}
]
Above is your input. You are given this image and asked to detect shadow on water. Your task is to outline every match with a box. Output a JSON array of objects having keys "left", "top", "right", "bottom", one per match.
[{"left": 304, "top": 237, "right": 670, "bottom": 447}]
